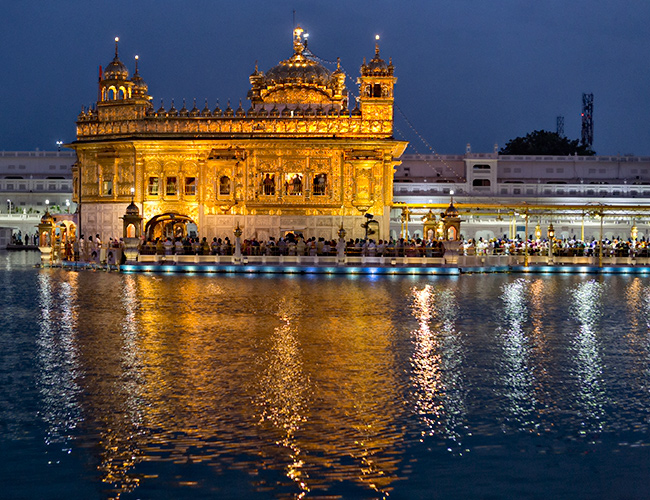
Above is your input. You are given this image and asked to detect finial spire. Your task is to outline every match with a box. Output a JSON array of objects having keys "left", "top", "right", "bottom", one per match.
[
  {"left": 293, "top": 26, "right": 305, "bottom": 55},
  {"left": 134, "top": 55, "right": 139, "bottom": 74},
  {"left": 114, "top": 37, "right": 120, "bottom": 58},
  {"left": 375, "top": 34, "right": 380, "bottom": 56}
]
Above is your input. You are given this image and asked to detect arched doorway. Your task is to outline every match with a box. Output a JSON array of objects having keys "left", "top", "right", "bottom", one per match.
[
  {"left": 144, "top": 213, "right": 196, "bottom": 241},
  {"left": 56, "top": 220, "right": 77, "bottom": 242}
]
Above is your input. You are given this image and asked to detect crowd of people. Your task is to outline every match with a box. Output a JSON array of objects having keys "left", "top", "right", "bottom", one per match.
[
  {"left": 56, "top": 231, "right": 650, "bottom": 264},
  {"left": 461, "top": 235, "right": 650, "bottom": 258},
  {"left": 54, "top": 234, "right": 127, "bottom": 263},
  {"left": 9, "top": 232, "right": 38, "bottom": 246},
  {"left": 138, "top": 234, "right": 448, "bottom": 257}
]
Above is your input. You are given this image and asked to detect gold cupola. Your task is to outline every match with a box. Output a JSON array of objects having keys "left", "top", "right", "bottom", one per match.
[
  {"left": 357, "top": 35, "right": 397, "bottom": 121},
  {"left": 99, "top": 37, "right": 133, "bottom": 101},
  {"left": 94, "top": 38, "right": 152, "bottom": 122},
  {"left": 130, "top": 55, "right": 150, "bottom": 99},
  {"left": 248, "top": 26, "right": 348, "bottom": 111}
]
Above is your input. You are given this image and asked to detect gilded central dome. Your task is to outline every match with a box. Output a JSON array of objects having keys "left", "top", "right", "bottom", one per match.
[
  {"left": 265, "top": 55, "right": 332, "bottom": 85},
  {"left": 248, "top": 26, "right": 347, "bottom": 108}
]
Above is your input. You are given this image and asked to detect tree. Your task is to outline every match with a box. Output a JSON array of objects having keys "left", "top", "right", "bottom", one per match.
[{"left": 499, "top": 130, "right": 595, "bottom": 156}]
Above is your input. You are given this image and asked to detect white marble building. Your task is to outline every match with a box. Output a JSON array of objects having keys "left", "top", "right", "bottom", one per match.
[
  {"left": 0, "top": 150, "right": 76, "bottom": 246},
  {"left": 392, "top": 149, "right": 650, "bottom": 241}
]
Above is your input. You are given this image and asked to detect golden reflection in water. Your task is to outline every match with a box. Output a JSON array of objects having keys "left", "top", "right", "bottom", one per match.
[
  {"left": 290, "top": 281, "right": 403, "bottom": 497},
  {"left": 256, "top": 297, "right": 310, "bottom": 497},
  {"left": 570, "top": 280, "right": 605, "bottom": 432},
  {"left": 499, "top": 279, "right": 534, "bottom": 422},
  {"left": 70, "top": 271, "right": 145, "bottom": 496},
  {"left": 410, "top": 285, "right": 465, "bottom": 448},
  {"left": 49, "top": 273, "right": 407, "bottom": 498},
  {"left": 36, "top": 271, "right": 82, "bottom": 449}
]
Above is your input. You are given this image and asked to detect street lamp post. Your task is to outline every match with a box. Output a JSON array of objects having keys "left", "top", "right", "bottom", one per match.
[
  {"left": 56, "top": 141, "right": 63, "bottom": 152},
  {"left": 524, "top": 211, "right": 529, "bottom": 267},
  {"left": 547, "top": 222, "right": 555, "bottom": 265},
  {"left": 233, "top": 222, "right": 243, "bottom": 263},
  {"left": 7, "top": 199, "right": 11, "bottom": 214},
  {"left": 598, "top": 209, "right": 604, "bottom": 268},
  {"left": 65, "top": 199, "right": 70, "bottom": 213}
]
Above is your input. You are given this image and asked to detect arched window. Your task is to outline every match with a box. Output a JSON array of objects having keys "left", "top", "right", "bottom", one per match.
[
  {"left": 219, "top": 176, "right": 231, "bottom": 196},
  {"left": 262, "top": 173, "right": 275, "bottom": 195},
  {"left": 126, "top": 224, "right": 136, "bottom": 238},
  {"left": 184, "top": 177, "right": 197, "bottom": 196},
  {"left": 102, "top": 179, "right": 113, "bottom": 196},
  {"left": 286, "top": 173, "right": 302, "bottom": 195},
  {"left": 148, "top": 177, "right": 159, "bottom": 195},
  {"left": 166, "top": 177, "right": 178, "bottom": 196},
  {"left": 313, "top": 173, "right": 327, "bottom": 195}
]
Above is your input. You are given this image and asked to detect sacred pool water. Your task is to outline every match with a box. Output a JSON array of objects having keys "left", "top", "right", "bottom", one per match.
[{"left": 2, "top": 251, "right": 650, "bottom": 499}]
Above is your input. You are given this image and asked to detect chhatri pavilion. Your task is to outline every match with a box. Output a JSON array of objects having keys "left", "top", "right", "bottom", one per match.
[{"left": 69, "top": 28, "right": 407, "bottom": 242}]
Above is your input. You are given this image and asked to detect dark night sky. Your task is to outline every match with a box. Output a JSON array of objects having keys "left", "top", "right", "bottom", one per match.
[{"left": 1, "top": 0, "right": 649, "bottom": 155}]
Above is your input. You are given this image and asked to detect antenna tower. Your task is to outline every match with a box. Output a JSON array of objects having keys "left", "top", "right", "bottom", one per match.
[
  {"left": 581, "top": 93, "right": 593, "bottom": 147},
  {"left": 556, "top": 116, "right": 564, "bottom": 137}
]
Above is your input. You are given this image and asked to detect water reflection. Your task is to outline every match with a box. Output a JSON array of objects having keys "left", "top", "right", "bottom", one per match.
[
  {"left": 33, "top": 273, "right": 411, "bottom": 498},
  {"left": 570, "top": 279, "right": 606, "bottom": 435},
  {"left": 410, "top": 284, "right": 465, "bottom": 450},
  {"left": 256, "top": 297, "right": 310, "bottom": 497},
  {"left": 36, "top": 271, "right": 82, "bottom": 450},
  {"left": 497, "top": 278, "right": 535, "bottom": 428},
  {"left": 624, "top": 278, "right": 650, "bottom": 420},
  {"left": 22, "top": 266, "right": 650, "bottom": 498}
]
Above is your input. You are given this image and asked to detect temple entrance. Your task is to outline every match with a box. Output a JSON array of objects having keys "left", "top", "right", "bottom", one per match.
[{"left": 145, "top": 213, "right": 196, "bottom": 241}]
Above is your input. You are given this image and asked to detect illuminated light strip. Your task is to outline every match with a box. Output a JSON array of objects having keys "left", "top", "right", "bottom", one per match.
[{"left": 115, "top": 263, "right": 650, "bottom": 276}]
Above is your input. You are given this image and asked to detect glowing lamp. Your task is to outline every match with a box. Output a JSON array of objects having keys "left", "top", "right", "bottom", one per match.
[{"left": 548, "top": 223, "right": 555, "bottom": 240}]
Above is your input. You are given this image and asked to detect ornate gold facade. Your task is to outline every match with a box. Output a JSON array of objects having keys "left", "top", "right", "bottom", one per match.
[{"left": 70, "top": 30, "right": 407, "bottom": 241}]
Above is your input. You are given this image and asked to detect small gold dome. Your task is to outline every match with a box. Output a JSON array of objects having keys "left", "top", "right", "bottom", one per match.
[
  {"left": 444, "top": 201, "right": 459, "bottom": 218},
  {"left": 130, "top": 56, "right": 148, "bottom": 96},
  {"left": 104, "top": 56, "right": 129, "bottom": 80},
  {"left": 40, "top": 210, "right": 54, "bottom": 224},
  {"left": 103, "top": 38, "right": 129, "bottom": 80},
  {"left": 125, "top": 202, "right": 139, "bottom": 216}
]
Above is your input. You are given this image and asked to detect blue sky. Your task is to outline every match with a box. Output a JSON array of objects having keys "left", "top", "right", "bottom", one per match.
[{"left": 1, "top": 0, "right": 649, "bottom": 155}]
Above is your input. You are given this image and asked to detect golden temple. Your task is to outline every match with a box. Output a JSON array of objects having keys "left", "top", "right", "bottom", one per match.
[{"left": 70, "top": 29, "right": 407, "bottom": 242}]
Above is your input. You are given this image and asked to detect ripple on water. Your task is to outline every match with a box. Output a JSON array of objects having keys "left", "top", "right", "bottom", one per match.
[{"left": 3, "top": 258, "right": 650, "bottom": 498}]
